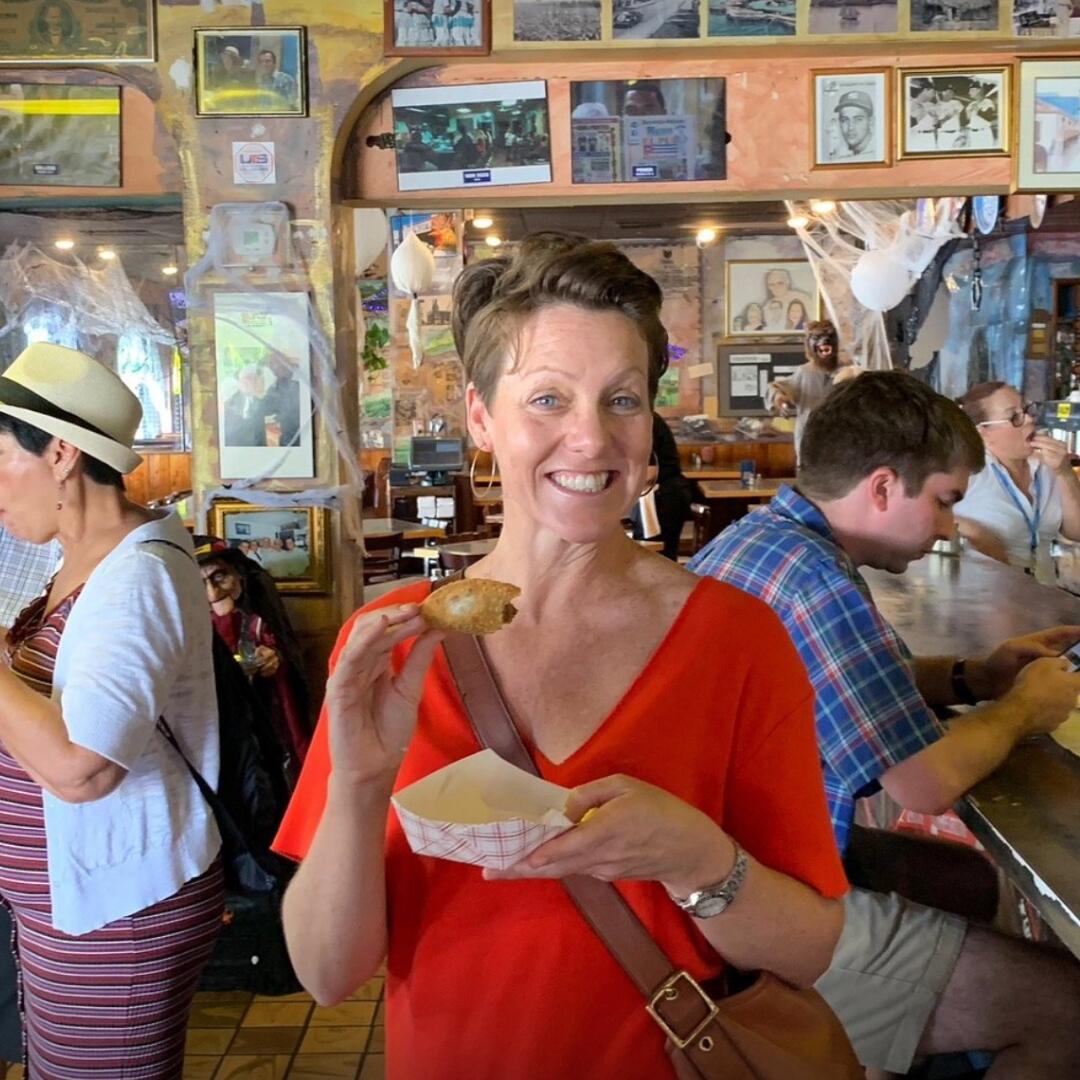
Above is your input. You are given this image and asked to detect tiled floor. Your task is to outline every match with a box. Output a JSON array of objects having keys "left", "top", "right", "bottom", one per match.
[{"left": 183, "top": 978, "right": 385, "bottom": 1080}]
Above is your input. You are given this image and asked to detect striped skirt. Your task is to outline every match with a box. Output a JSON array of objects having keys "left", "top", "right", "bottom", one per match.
[{"left": 0, "top": 744, "right": 224, "bottom": 1079}]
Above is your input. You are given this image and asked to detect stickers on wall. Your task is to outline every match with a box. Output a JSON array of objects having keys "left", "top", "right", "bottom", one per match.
[{"left": 232, "top": 142, "right": 277, "bottom": 185}]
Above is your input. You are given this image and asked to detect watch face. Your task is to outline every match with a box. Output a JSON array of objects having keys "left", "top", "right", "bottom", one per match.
[{"left": 689, "top": 891, "right": 731, "bottom": 918}]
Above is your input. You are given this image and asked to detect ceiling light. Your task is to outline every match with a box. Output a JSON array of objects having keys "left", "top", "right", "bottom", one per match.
[
  {"left": 473, "top": 215, "right": 494, "bottom": 230},
  {"left": 786, "top": 215, "right": 809, "bottom": 230},
  {"left": 54, "top": 239, "right": 75, "bottom": 251},
  {"left": 809, "top": 199, "right": 836, "bottom": 214},
  {"left": 98, "top": 249, "right": 116, "bottom": 261},
  {"left": 484, "top": 235, "right": 502, "bottom": 248},
  {"left": 161, "top": 264, "right": 179, "bottom": 276},
  {"left": 695, "top": 227, "right": 718, "bottom": 246}
]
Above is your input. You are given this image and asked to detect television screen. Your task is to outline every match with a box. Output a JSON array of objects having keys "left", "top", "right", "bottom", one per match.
[
  {"left": 569, "top": 78, "right": 726, "bottom": 184},
  {"left": 410, "top": 436, "right": 464, "bottom": 471},
  {"left": 392, "top": 80, "right": 552, "bottom": 192},
  {"left": 0, "top": 84, "right": 120, "bottom": 187}
]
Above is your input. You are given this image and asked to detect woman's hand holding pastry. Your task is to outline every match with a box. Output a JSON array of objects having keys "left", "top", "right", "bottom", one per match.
[
  {"left": 483, "top": 774, "right": 735, "bottom": 897},
  {"left": 1032, "top": 433, "right": 1072, "bottom": 474},
  {"left": 324, "top": 604, "right": 442, "bottom": 792}
]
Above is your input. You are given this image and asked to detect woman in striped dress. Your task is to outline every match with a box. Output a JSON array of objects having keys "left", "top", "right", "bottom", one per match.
[{"left": 0, "top": 343, "right": 222, "bottom": 1078}]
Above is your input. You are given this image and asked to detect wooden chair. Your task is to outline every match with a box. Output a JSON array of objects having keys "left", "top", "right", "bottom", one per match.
[
  {"left": 362, "top": 531, "right": 402, "bottom": 585},
  {"left": 438, "top": 547, "right": 486, "bottom": 574}
]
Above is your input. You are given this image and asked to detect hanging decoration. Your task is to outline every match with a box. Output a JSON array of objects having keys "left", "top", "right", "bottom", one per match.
[
  {"left": 971, "top": 232, "right": 983, "bottom": 312},
  {"left": 390, "top": 232, "right": 436, "bottom": 369}
]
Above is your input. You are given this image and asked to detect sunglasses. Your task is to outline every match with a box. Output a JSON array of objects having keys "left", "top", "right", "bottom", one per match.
[{"left": 977, "top": 402, "right": 1040, "bottom": 429}]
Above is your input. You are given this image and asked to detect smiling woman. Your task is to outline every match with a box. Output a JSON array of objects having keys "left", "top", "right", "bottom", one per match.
[{"left": 275, "top": 234, "right": 856, "bottom": 1079}]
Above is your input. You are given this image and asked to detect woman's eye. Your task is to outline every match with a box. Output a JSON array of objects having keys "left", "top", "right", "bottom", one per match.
[
  {"left": 611, "top": 394, "right": 641, "bottom": 409},
  {"left": 530, "top": 394, "right": 559, "bottom": 408}
]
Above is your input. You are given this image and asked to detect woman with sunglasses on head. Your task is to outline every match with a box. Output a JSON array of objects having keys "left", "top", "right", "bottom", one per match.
[{"left": 956, "top": 381, "right": 1080, "bottom": 582}]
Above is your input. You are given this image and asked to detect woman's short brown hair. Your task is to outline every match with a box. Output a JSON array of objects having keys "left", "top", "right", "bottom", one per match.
[
  {"left": 450, "top": 232, "right": 669, "bottom": 405},
  {"left": 955, "top": 381, "right": 1009, "bottom": 426}
]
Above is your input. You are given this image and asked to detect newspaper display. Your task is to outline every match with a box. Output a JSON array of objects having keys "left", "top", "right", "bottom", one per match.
[
  {"left": 570, "top": 116, "right": 621, "bottom": 183},
  {"left": 622, "top": 114, "right": 696, "bottom": 181}
]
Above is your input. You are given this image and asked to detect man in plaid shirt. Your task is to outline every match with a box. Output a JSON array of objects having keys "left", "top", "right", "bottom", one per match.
[{"left": 690, "top": 371, "right": 1080, "bottom": 1076}]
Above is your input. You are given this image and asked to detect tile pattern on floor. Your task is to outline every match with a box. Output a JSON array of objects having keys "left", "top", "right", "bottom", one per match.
[{"left": 184, "top": 978, "right": 385, "bottom": 1080}]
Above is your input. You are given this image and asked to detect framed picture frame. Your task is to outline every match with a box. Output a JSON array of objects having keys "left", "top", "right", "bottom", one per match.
[
  {"left": 898, "top": 67, "right": 1010, "bottom": 160},
  {"left": 725, "top": 260, "right": 820, "bottom": 339},
  {"left": 194, "top": 27, "right": 307, "bottom": 118},
  {"left": 0, "top": 0, "right": 154, "bottom": 63},
  {"left": 213, "top": 291, "right": 315, "bottom": 481},
  {"left": 208, "top": 500, "right": 330, "bottom": 595},
  {"left": 385, "top": 0, "right": 490, "bottom": 56},
  {"left": 716, "top": 343, "right": 806, "bottom": 417},
  {"left": 1016, "top": 59, "right": 1080, "bottom": 193},
  {"left": 0, "top": 84, "right": 121, "bottom": 186},
  {"left": 812, "top": 68, "right": 891, "bottom": 169}
]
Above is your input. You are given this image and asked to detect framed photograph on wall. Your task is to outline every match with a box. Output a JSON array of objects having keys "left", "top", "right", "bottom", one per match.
[
  {"left": 1016, "top": 59, "right": 1080, "bottom": 192},
  {"left": 0, "top": 84, "right": 120, "bottom": 186},
  {"left": 0, "top": 0, "right": 153, "bottom": 63},
  {"left": 194, "top": 27, "right": 307, "bottom": 118},
  {"left": 812, "top": 68, "right": 891, "bottom": 168},
  {"left": 208, "top": 500, "right": 330, "bottom": 594},
  {"left": 385, "top": 0, "right": 490, "bottom": 56},
  {"left": 716, "top": 343, "right": 806, "bottom": 416},
  {"left": 213, "top": 291, "right": 315, "bottom": 481},
  {"left": 898, "top": 67, "right": 1009, "bottom": 159},
  {"left": 725, "top": 260, "right": 820, "bottom": 338}
]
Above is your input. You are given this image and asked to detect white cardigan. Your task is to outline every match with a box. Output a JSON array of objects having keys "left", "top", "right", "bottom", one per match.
[{"left": 44, "top": 513, "right": 220, "bottom": 934}]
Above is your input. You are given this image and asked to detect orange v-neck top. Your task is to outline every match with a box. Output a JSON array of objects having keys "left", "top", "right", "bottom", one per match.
[{"left": 275, "top": 577, "right": 847, "bottom": 1080}]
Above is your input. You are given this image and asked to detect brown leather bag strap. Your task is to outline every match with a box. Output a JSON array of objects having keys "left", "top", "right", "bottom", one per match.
[{"left": 442, "top": 630, "right": 724, "bottom": 1062}]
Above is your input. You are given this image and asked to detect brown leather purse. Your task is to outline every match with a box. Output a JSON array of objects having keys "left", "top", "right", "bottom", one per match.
[{"left": 442, "top": 630, "right": 862, "bottom": 1080}]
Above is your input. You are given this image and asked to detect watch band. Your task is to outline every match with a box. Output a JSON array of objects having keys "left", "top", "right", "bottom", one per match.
[
  {"left": 669, "top": 841, "right": 748, "bottom": 915},
  {"left": 950, "top": 657, "right": 978, "bottom": 706}
]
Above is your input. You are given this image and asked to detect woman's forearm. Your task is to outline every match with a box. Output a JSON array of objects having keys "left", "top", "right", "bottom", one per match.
[
  {"left": 689, "top": 855, "right": 844, "bottom": 987},
  {"left": 1057, "top": 468, "right": 1080, "bottom": 541},
  {"left": 282, "top": 776, "right": 393, "bottom": 1005}
]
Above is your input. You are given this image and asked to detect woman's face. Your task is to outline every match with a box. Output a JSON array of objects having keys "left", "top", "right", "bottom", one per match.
[
  {"left": 0, "top": 432, "right": 60, "bottom": 544},
  {"left": 745, "top": 303, "right": 763, "bottom": 325},
  {"left": 467, "top": 304, "right": 653, "bottom": 545},
  {"left": 788, "top": 301, "right": 806, "bottom": 326},
  {"left": 201, "top": 559, "right": 243, "bottom": 617},
  {"left": 977, "top": 387, "right": 1035, "bottom": 461}
]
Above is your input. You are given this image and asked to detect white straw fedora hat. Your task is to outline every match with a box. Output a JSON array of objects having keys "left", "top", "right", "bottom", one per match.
[{"left": 0, "top": 343, "right": 143, "bottom": 474}]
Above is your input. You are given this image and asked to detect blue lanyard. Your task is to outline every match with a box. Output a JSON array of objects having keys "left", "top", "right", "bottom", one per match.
[{"left": 991, "top": 463, "right": 1042, "bottom": 554}]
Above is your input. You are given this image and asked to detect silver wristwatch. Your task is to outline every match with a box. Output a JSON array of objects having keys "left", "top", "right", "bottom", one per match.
[{"left": 668, "top": 842, "right": 749, "bottom": 919}]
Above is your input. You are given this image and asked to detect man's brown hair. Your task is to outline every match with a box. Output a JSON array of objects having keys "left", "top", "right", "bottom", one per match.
[
  {"left": 451, "top": 232, "right": 669, "bottom": 405},
  {"left": 798, "top": 370, "right": 985, "bottom": 500}
]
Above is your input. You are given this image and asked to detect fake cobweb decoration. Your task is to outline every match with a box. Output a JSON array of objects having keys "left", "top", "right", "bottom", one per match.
[
  {"left": 0, "top": 240, "right": 174, "bottom": 346},
  {"left": 784, "top": 198, "right": 965, "bottom": 370}
]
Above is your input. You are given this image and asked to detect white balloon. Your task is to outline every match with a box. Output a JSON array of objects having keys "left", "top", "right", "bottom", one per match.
[
  {"left": 850, "top": 250, "right": 913, "bottom": 312},
  {"left": 354, "top": 208, "right": 389, "bottom": 275},
  {"left": 390, "top": 232, "right": 436, "bottom": 367}
]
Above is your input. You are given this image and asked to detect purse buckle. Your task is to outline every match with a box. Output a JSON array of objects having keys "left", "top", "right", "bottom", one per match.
[{"left": 646, "top": 970, "right": 719, "bottom": 1050}]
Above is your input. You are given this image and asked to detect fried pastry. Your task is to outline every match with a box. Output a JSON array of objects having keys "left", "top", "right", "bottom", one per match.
[{"left": 421, "top": 579, "right": 521, "bottom": 635}]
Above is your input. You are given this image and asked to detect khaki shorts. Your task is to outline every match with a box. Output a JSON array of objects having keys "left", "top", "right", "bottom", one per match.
[{"left": 814, "top": 887, "right": 967, "bottom": 1072}]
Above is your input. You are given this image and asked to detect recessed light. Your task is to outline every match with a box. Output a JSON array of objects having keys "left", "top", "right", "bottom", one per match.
[
  {"left": 473, "top": 215, "right": 494, "bottom": 230},
  {"left": 54, "top": 239, "right": 75, "bottom": 251},
  {"left": 484, "top": 235, "right": 502, "bottom": 248},
  {"left": 98, "top": 249, "right": 116, "bottom": 261},
  {"left": 161, "top": 264, "right": 179, "bottom": 276},
  {"left": 786, "top": 215, "right": 809, "bottom": 230},
  {"left": 809, "top": 199, "right": 836, "bottom": 214}
]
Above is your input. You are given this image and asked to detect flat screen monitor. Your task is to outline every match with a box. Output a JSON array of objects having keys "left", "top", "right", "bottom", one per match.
[{"left": 410, "top": 436, "right": 465, "bottom": 472}]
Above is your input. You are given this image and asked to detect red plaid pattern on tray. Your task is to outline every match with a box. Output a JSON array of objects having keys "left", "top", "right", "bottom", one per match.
[{"left": 392, "top": 802, "right": 571, "bottom": 869}]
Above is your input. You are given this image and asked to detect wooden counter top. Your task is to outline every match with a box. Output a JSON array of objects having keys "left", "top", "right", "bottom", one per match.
[{"left": 864, "top": 552, "right": 1080, "bottom": 958}]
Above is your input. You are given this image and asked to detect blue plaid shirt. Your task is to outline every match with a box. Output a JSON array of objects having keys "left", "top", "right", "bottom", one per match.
[
  {"left": 688, "top": 485, "right": 940, "bottom": 852},
  {"left": 0, "top": 529, "right": 59, "bottom": 629}
]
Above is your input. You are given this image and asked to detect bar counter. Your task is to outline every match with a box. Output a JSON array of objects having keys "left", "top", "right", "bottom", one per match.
[{"left": 863, "top": 552, "right": 1080, "bottom": 959}]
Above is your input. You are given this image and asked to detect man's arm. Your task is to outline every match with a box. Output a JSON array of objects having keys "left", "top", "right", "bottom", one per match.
[{"left": 764, "top": 376, "right": 797, "bottom": 414}]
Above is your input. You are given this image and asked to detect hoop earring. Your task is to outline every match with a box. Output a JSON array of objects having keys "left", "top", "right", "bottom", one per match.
[
  {"left": 470, "top": 450, "right": 497, "bottom": 502},
  {"left": 639, "top": 451, "right": 659, "bottom": 498}
]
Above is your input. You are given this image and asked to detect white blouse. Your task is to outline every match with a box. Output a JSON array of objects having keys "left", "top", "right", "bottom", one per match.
[{"left": 954, "top": 455, "right": 1062, "bottom": 582}]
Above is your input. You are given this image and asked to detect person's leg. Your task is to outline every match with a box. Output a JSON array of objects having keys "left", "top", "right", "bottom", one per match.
[{"left": 916, "top": 924, "right": 1080, "bottom": 1078}]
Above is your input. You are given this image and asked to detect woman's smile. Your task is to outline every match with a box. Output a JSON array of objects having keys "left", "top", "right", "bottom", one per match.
[{"left": 548, "top": 470, "right": 616, "bottom": 495}]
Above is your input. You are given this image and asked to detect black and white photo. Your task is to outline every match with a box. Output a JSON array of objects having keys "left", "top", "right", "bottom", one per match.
[
  {"left": 513, "top": 0, "right": 600, "bottom": 40},
  {"left": 612, "top": 0, "right": 701, "bottom": 40},
  {"left": 899, "top": 68, "right": 1008, "bottom": 158},
  {"left": 813, "top": 68, "right": 890, "bottom": 168},
  {"left": 910, "top": 0, "right": 998, "bottom": 32},
  {"left": 385, "top": 0, "right": 489, "bottom": 54}
]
